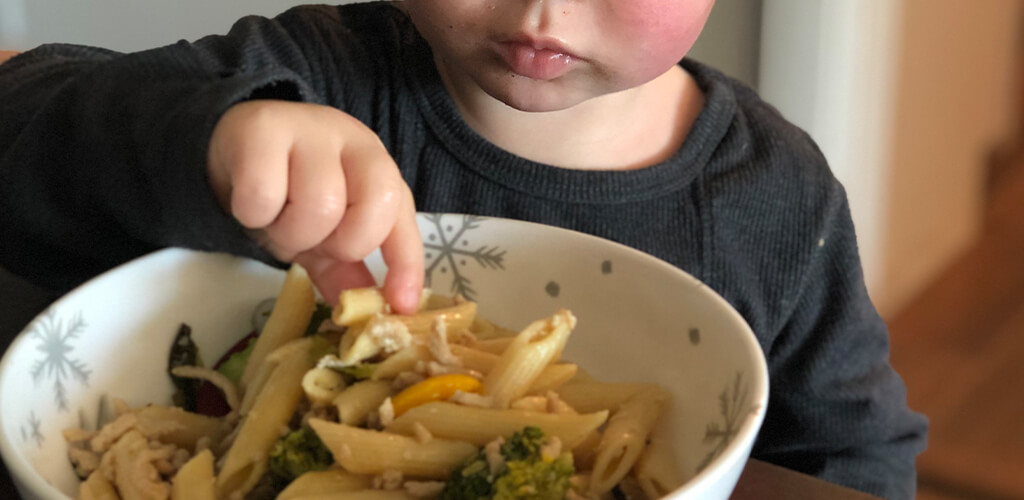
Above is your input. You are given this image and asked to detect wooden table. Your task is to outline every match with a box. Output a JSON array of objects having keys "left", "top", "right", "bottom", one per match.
[{"left": 732, "top": 460, "right": 880, "bottom": 500}]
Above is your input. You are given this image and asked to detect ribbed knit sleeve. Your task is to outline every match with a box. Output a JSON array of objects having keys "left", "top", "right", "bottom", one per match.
[
  {"left": 699, "top": 84, "right": 928, "bottom": 500},
  {"left": 0, "top": 5, "right": 407, "bottom": 293}
]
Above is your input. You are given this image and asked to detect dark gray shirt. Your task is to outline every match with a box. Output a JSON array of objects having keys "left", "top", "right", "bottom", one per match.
[{"left": 0, "top": 4, "right": 927, "bottom": 498}]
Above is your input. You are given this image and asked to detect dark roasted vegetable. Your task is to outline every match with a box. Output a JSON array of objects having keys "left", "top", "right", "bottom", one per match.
[{"left": 168, "top": 324, "right": 202, "bottom": 412}]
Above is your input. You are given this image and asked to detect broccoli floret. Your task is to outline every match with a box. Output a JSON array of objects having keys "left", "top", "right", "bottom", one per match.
[
  {"left": 441, "top": 427, "right": 575, "bottom": 500},
  {"left": 440, "top": 455, "right": 494, "bottom": 500},
  {"left": 500, "top": 426, "right": 547, "bottom": 462},
  {"left": 267, "top": 426, "right": 333, "bottom": 488},
  {"left": 493, "top": 453, "right": 574, "bottom": 500}
]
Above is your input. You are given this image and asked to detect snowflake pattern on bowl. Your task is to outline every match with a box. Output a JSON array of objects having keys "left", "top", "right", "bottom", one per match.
[
  {"left": 420, "top": 214, "right": 506, "bottom": 300},
  {"left": 27, "top": 309, "right": 91, "bottom": 414}
]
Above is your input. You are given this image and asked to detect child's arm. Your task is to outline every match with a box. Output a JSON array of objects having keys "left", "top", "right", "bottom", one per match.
[
  {"left": 0, "top": 7, "right": 421, "bottom": 312},
  {"left": 745, "top": 189, "right": 928, "bottom": 500}
]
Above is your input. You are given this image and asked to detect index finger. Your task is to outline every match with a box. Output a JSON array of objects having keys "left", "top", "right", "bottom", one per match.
[{"left": 379, "top": 192, "right": 424, "bottom": 315}]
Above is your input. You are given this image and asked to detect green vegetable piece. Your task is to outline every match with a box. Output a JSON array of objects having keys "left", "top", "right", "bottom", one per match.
[
  {"left": 441, "top": 427, "right": 575, "bottom": 500},
  {"left": 500, "top": 426, "right": 546, "bottom": 462},
  {"left": 492, "top": 454, "right": 574, "bottom": 500},
  {"left": 268, "top": 426, "right": 334, "bottom": 488},
  {"left": 440, "top": 453, "right": 494, "bottom": 500},
  {"left": 338, "top": 363, "right": 379, "bottom": 382},
  {"left": 217, "top": 337, "right": 256, "bottom": 384},
  {"left": 304, "top": 303, "right": 335, "bottom": 337},
  {"left": 168, "top": 324, "right": 201, "bottom": 412}
]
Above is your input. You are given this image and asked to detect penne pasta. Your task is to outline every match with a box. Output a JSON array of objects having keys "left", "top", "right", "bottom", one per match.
[
  {"left": 633, "top": 438, "right": 685, "bottom": 499},
  {"left": 302, "top": 367, "right": 347, "bottom": 406},
  {"left": 285, "top": 490, "right": 418, "bottom": 500},
  {"left": 333, "top": 287, "right": 387, "bottom": 326},
  {"left": 468, "top": 316, "right": 519, "bottom": 341},
  {"left": 71, "top": 288, "right": 683, "bottom": 500},
  {"left": 588, "top": 386, "right": 671, "bottom": 496},
  {"left": 482, "top": 310, "right": 576, "bottom": 408},
  {"left": 333, "top": 379, "right": 394, "bottom": 426},
  {"left": 240, "top": 265, "right": 316, "bottom": 391},
  {"left": 556, "top": 381, "right": 658, "bottom": 414},
  {"left": 526, "top": 363, "right": 578, "bottom": 395},
  {"left": 372, "top": 345, "right": 432, "bottom": 380},
  {"left": 308, "top": 419, "right": 477, "bottom": 479},
  {"left": 277, "top": 468, "right": 372, "bottom": 500},
  {"left": 396, "top": 300, "right": 477, "bottom": 335},
  {"left": 171, "top": 449, "right": 215, "bottom": 500},
  {"left": 131, "top": 405, "right": 230, "bottom": 452},
  {"left": 472, "top": 337, "right": 515, "bottom": 354},
  {"left": 217, "top": 338, "right": 315, "bottom": 498},
  {"left": 386, "top": 401, "right": 607, "bottom": 449}
]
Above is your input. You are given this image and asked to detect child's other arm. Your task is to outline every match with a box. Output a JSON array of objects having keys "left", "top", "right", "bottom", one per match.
[{"left": 750, "top": 190, "right": 928, "bottom": 500}]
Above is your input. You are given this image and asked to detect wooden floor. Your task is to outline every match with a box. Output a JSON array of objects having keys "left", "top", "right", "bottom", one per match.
[{"left": 888, "top": 161, "right": 1024, "bottom": 500}]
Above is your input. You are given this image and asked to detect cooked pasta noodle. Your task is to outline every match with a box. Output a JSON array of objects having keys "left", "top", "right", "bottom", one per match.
[{"left": 68, "top": 283, "right": 679, "bottom": 500}]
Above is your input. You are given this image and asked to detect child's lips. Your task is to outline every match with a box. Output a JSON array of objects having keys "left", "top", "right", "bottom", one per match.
[{"left": 498, "top": 40, "right": 578, "bottom": 81}]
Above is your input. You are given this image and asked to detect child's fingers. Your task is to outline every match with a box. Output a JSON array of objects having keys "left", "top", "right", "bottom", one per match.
[
  {"left": 216, "top": 107, "right": 292, "bottom": 229},
  {"left": 294, "top": 254, "right": 377, "bottom": 306},
  {"left": 317, "top": 136, "right": 408, "bottom": 263},
  {"left": 262, "top": 139, "right": 347, "bottom": 260},
  {"left": 380, "top": 196, "right": 425, "bottom": 316}
]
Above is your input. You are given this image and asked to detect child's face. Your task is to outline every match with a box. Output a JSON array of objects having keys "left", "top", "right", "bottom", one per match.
[{"left": 403, "top": 0, "right": 714, "bottom": 112}]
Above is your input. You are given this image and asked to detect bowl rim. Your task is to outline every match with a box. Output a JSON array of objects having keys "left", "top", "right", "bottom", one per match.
[{"left": 0, "top": 213, "right": 770, "bottom": 499}]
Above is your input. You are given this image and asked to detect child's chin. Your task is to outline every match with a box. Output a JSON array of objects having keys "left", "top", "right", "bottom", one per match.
[{"left": 485, "top": 81, "right": 590, "bottom": 113}]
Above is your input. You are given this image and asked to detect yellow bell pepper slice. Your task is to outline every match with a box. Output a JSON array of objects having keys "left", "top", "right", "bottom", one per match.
[{"left": 391, "top": 374, "right": 482, "bottom": 417}]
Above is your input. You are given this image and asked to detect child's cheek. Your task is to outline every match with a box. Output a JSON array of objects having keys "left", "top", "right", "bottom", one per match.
[{"left": 610, "top": 0, "right": 713, "bottom": 72}]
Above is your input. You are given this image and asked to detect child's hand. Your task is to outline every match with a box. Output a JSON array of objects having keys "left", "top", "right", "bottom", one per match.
[{"left": 207, "top": 100, "right": 423, "bottom": 314}]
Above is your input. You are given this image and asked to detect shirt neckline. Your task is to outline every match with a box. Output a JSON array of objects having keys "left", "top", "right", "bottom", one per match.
[{"left": 403, "top": 34, "right": 738, "bottom": 204}]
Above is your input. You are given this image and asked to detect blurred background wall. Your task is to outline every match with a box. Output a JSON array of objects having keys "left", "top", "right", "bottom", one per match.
[{"left": 0, "top": 0, "right": 1019, "bottom": 320}]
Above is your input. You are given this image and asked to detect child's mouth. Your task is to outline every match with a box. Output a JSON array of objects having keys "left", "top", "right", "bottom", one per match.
[{"left": 498, "top": 41, "right": 577, "bottom": 80}]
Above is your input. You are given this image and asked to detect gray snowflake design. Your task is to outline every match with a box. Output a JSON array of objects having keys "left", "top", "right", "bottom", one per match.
[
  {"left": 23, "top": 411, "right": 43, "bottom": 447},
  {"left": 421, "top": 214, "right": 505, "bottom": 300},
  {"left": 28, "top": 309, "right": 91, "bottom": 412},
  {"left": 697, "top": 372, "right": 753, "bottom": 472}
]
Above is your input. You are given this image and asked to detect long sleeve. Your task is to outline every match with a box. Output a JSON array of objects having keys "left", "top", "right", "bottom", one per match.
[
  {"left": 751, "top": 190, "right": 927, "bottom": 500},
  {"left": 0, "top": 10, "right": 339, "bottom": 293}
]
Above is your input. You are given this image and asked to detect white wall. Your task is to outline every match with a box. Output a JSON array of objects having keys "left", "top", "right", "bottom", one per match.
[{"left": 0, "top": 0, "right": 313, "bottom": 51}]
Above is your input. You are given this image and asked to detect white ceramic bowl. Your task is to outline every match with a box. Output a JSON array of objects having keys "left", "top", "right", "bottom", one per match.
[{"left": 0, "top": 213, "right": 768, "bottom": 499}]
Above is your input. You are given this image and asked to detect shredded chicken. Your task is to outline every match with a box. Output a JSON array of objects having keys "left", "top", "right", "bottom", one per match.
[
  {"left": 540, "top": 436, "right": 563, "bottom": 462},
  {"left": 404, "top": 480, "right": 447, "bottom": 498},
  {"left": 378, "top": 397, "right": 396, "bottom": 428},
  {"left": 450, "top": 390, "right": 495, "bottom": 409},
  {"left": 510, "top": 396, "right": 549, "bottom": 412},
  {"left": 108, "top": 430, "right": 172, "bottom": 500},
  {"left": 427, "top": 317, "right": 462, "bottom": 367},
  {"left": 373, "top": 470, "right": 404, "bottom": 490},
  {"left": 90, "top": 414, "right": 138, "bottom": 453},
  {"left": 484, "top": 436, "right": 506, "bottom": 477},
  {"left": 546, "top": 391, "right": 576, "bottom": 414},
  {"left": 170, "top": 365, "right": 240, "bottom": 413},
  {"left": 366, "top": 314, "right": 413, "bottom": 354}
]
